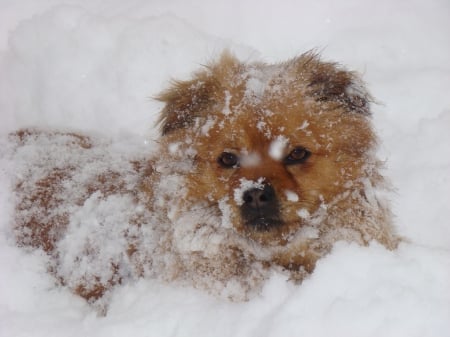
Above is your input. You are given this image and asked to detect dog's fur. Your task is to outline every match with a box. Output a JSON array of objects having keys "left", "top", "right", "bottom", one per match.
[{"left": 11, "top": 51, "right": 399, "bottom": 306}]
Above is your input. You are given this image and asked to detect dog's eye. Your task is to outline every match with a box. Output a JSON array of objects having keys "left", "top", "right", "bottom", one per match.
[
  {"left": 218, "top": 152, "right": 239, "bottom": 168},
  {"left": 284, "top": 147, "right": 311, "bottom": 165}
]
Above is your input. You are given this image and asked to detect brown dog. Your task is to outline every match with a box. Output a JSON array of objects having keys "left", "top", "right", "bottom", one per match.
[{"left": 11, "top": 51, "right": 399, "bottom": 307}]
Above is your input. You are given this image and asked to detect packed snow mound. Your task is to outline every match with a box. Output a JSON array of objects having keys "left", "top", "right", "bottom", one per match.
[{"left": 0, "top": 5, "right": 252, "bottom": 137}]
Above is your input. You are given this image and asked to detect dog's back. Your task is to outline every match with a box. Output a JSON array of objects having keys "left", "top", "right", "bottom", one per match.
[{"left": 11, "top": 129, "right": 154, "bottom": 303}]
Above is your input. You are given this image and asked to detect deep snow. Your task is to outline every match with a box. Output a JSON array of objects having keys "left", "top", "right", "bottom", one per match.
[{"left": 1, "top": 1, "right": 449, "bottom": 336}]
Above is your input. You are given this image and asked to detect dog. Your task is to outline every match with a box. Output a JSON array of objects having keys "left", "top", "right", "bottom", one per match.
[{"left": 11, "top": 51, "right": 399, "bottom": 308}]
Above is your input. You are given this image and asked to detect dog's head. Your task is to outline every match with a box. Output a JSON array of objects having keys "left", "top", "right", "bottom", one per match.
[{"left": 156, "top": 51, "right": 376, "bottom": 247}]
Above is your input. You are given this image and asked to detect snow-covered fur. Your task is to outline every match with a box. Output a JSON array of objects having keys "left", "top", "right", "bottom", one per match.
[{"left": 11, "top": 51, "right": 399, "bottom": 310}]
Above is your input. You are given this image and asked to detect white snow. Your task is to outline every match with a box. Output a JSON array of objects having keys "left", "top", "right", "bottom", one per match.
[
  {"left": 218, "top": 197, "right": 233, "bottom": 229},
  {"left": 240, "top": 152, "right": 262, "bottom": 168},
  {"left": 222, "top": 90, "right": 233, "bottom": 115},
  {"left": 200, "top": 116, "right": 216, "bottom": 136},
  {"left": 297, "top": 208, "right": 311, "bottom": 220},
  {"left": 1, "top": 1, "right": 450, "bottom": 336},
  {"left": 284, "top": 190, "right": 299, "bottom": 202},
  {"left": 244, "top": 67, "right": 271, "bottom": 100},
  {"left": 298, "top": 120, "right": 310, "bottom": 130},
  {"left": 268, "top": 135, "right": 288, "bottom": 161}
]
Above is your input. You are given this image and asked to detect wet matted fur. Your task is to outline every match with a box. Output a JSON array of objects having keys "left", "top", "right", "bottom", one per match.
[{"left": 11, "top": 51, "right": 400, "bottom": 307}]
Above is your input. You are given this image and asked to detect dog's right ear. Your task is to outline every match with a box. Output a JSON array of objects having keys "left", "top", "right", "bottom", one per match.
[
  {"left": 156, "top": 74, "right": 218, "bottom": 136},
  {"left": 156, "top": 51, "right": 243, "bottom": 136}
]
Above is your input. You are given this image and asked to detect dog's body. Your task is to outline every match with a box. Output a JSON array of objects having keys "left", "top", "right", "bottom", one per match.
[{"left": 11, "top": 52, "right": 399, "bottom": 306}]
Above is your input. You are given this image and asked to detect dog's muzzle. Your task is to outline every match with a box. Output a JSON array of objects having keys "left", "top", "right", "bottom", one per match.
[{"left": 240, "top": 184, "right": 283, "bottom": 231}]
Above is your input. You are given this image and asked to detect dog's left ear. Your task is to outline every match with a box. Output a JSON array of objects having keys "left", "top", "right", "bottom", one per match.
[{"left": 295, "top": 52, "right": 372, "bottom": 115}]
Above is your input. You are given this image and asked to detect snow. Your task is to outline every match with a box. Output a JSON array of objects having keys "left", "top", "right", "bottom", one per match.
[
  {"left": 297, "top": 208, "right": 311, "bottom": 220},
  {"left": 240, "top": 151, "right": 261, "bottom": 168},
  {"left": 222, "top": 91, "right": 233, "bottom": 115},
  {"left": 268, "top": 135, "right": 288, "bottom": 160},
  {"left": 1, "top": 0, "right": 449, "bottom": 336},
  {"left": 284, "top": 190, "right": 299, "bottom": 202}
]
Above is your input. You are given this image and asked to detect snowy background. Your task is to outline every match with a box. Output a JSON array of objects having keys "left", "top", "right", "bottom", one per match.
[{"left": 1, "top": 0, "right": 449, "bottom": 336}]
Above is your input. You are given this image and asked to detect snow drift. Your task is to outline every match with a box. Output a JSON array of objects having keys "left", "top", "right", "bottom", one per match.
[{"left": 1, "top": 1, "right": 449, "bottom": 337}]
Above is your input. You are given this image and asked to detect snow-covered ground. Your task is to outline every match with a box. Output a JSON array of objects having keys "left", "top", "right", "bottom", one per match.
[{"left": 1, "top": 0, "right": 449, "bottom": 336}]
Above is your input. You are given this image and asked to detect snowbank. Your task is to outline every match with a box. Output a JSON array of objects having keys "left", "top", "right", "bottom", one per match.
[{"left": 1, "top": 1, "right": 449, "bottom": 336}]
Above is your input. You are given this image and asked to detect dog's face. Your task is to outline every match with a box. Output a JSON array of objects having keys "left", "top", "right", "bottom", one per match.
[{"left": 157, "top": 52, "right": 375, "bottom": 247}]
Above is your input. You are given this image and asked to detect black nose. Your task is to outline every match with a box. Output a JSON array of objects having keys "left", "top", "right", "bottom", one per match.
[
  {"left": 240, "top": 184, "right": 283, "bottom": 231},
  {"left": 242, "top": 185, "right": 276, "bottom": 209}
]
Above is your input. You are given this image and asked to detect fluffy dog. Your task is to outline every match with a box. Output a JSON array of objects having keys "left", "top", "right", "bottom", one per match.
[{"left": 11, "top": 51, "right": 399, "bottom": 307}]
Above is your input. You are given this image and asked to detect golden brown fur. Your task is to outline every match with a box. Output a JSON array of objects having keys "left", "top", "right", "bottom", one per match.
[{"left": 11, "top": 51, "right": 399, "bottom": 306}]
